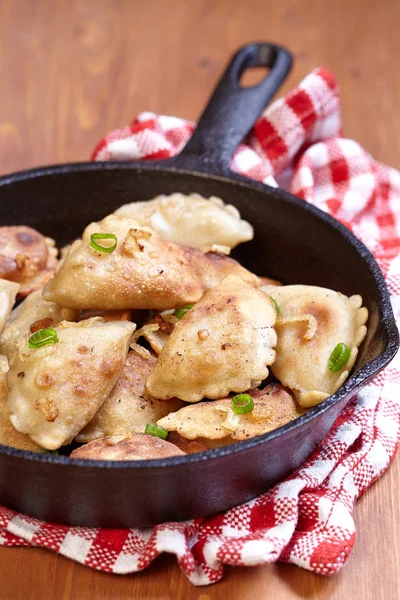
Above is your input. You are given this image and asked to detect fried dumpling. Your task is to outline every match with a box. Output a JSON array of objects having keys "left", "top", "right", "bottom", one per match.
[
  {"left": 146, "top": 275, "right": 277, "bottom": 402},
  {"left": 0, "top": 279, "right": 20, "bottom": 334},
  {"left": 76, "top": 352, "right": 184, "bottom": 442},
  {"left": 70, "top": 433, "right": 185, "bottom": 461},
  {"left": 187, "top": 248, "right": 261, "bottom": 292},
  {"left": 114, "top": 193, "right": 253, "bottom": 251},
  {"left": 7, "top": 318, "right": 135, "bottom": 450},
  {"left": 43, "top": 215, "right": 205, "bottom": 310},
  {"left": 0, "top": 288, "right": 66, "bottom": 360},
  {"left": 261, "top": 284, "right": 368, "bottom": 407},
  {"left": 157, "top": 384, "right": 303, "bottom": 441},
  {"left": 0, "top": 354, "right": 41, "bottom": 452},
  {"left": 0, "top": 226, "right": 58, "bottom": 297}
]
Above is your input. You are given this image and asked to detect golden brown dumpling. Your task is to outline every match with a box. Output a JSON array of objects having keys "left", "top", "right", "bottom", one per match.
[
  {"left": 7, "top": 318, "right": 135, "bottom": 450},
  {"left": 157, "top": 384, "right": 303, "bottom": 441},
  {"left": 186, "top": 248, "right": 261, "bottom": 292},
  {"left": 146, "top": 275, "right": 277, "bottom": 402},
  {"left": 43, "top": 215, "right": 205, "bottom": 310},
  {"left": 261, "top": 284, "right": 368, "bottom": 407},
  {"left": 0, "top": 279, "right": 20, "bottom": 334},
  {"left": 114, "top": 193, "right": 253, "bottom": 251},
  {"left": 0, "top": 288, "right": 66, "bottom": 360},
  {"left": 0, "top": 355, "right": 41, "bottom": 452},
  {"left": 76, "top": 352, "right": 184, "bottom": 442},
  {"left": 70, "top": 433, "right": 185, "bottom": 461},
  {"left": 43, "top": 215, "right": 259, "bottom": 311},
  {"left": 0, "top": 226, "right": 58, "bottom": 297}
]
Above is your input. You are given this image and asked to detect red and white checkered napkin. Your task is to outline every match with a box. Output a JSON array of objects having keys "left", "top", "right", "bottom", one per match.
[{"left": 1, "top": 69, "right": 399, "bottom": 586}]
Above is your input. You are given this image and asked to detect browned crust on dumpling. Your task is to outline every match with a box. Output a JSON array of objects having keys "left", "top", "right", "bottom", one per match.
[
  {"left": 70, "top": 433, "right": 185, "bottom": 461},
  {"left": 0, "top": 226, "right": 58, "bottom": 297}
]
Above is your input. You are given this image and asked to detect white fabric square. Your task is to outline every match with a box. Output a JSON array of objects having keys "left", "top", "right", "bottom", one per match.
[
  {"left": 8, "top": 516, "right": 40, "bottom": 542},
  {"left": 113, "top": 551, "right": 139, "bottom": 574},
  {"left": 59, "top": 531, "right": 94, "bottom": 563},
  {"left": 108, "top": 137, "right": 142, "bottom": 159},
  {"left": 367, "top": 439, "right": 390, "bottom": 474},
  {"left": 240, "top": 539, "right": 275, "bottom": 564},
  {"left": 155, "top": 528, "right": 188, "bottom": 556}
]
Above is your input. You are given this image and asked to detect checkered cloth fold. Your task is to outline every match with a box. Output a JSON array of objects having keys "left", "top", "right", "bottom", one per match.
[{"left": 1, "top": 68, "right": 399, "bottom": 586}]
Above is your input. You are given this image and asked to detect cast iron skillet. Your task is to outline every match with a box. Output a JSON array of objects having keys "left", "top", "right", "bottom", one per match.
[{"left": 0, "top": 43, "right": 398, "bottom": 528}]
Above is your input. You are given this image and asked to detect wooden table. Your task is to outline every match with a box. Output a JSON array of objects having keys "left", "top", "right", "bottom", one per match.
[{"left": 0, "top": 1, "right": 399, "bottom": 598}]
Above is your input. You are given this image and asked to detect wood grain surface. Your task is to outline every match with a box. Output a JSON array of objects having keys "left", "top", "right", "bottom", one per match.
[{"left": 0, "top": 0, "right": 399, "bottom": 599}]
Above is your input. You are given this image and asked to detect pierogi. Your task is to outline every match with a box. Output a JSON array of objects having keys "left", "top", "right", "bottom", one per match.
[
  {"left": 261, "top": 285, "right": 368, "bottom": 407},
  {"left": 114, "top": 193, "right": 253, "bottom": 251},
  {"left": 7, "top": 319, "right": 135, "bottom": 449},
  {"left": 146, "top": 275, "right": 277, "bottom": 402}
]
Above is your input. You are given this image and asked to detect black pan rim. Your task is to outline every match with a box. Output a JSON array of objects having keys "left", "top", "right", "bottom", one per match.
[{"left": 0, "top": 160, "right": 398, "bottom": 470}]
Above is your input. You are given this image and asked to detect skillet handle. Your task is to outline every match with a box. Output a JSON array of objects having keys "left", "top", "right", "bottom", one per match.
[{"left": 167, "top": 42, "right": 292, "bottom": 175}]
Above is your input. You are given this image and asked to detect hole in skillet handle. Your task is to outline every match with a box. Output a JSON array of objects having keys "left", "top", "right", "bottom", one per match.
[{"left": 240, "top": 65, "right": 272, "bottom": 88}]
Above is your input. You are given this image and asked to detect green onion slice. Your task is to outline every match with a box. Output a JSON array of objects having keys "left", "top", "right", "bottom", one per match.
[
  {"left": 231, "top": 393, "right": 254, "bottom": 415},
  {"left": 40, "top": 449, "right": 59, "bottom": 455},
  {"left": 90, "top": 233, "right": 117, "bottom": 253},
  {"left": 269, "top": 296, "right": 280, "bottom": 316},
  {"left": 28, "top": 328, "right": 59, "bottom": 349},
  {"left": 328, "top": 343, "right": 351, "bottom": 372},
  {"left": 145, "top": 423, "right": 169, "bottom": 440},
  {"left": 174, "top": 304, "right": 194, "bottom": 319}
]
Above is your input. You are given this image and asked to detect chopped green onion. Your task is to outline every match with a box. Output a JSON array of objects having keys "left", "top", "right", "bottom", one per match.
[
  {"left": 145, "top": 423, "right": 169, "bottom": 440},
  {"left": 269, "top": 296, "right": 280, "bottom": 316},
  {"left": 231, "top": 393, "right": 254, "bottom": 415},
  {"left": 90, "top": 233, "right": 117, "bottom": 253},
  {"left": 328, "top": 343, "right": 351, "bottom": 372},
  {"left": 174, "top": 304, "right": 194, "bottom": 319},
  {"left": 40, "top": 448, "right": 59, "bottom": 455},
  {"left": 28, "top": 328, "right": 59, "bottom": 349}
]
